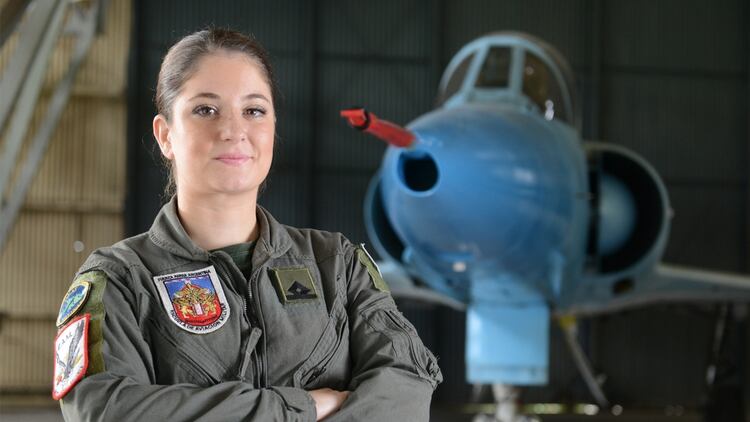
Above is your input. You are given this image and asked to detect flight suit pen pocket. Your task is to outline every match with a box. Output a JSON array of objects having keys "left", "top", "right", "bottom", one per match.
[{"left": 238, "top": 327, "right": 263, "bottom": 383}]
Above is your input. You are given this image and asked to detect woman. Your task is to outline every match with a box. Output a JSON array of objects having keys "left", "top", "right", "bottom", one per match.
[{"left": 52, "top": 28, "right": 442, "bottom": 421}]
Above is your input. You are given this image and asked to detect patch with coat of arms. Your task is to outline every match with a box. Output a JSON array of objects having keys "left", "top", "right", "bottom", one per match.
[
  {"left": 153, "top": 266, "right": 230, "bottom": 334},
  {"left": 53, "top": 314, "right": 89, "bottom": 400}
]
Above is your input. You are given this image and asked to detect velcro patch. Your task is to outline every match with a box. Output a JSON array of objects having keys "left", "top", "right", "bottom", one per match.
[
  {"left": 56, "top": 279, "right": 91, "bottom": 327},
  {"left": 53, "top": 314, "right": 90, "bottom": 400},
  {"left": 153, "top": 266, "right": 230, "bottom": 334},
  {"left": 270, "top": 267, "right": 319, "bottom": 304},
  {"left": 357, "top": 244, "right": 390, "bottom": 293}
]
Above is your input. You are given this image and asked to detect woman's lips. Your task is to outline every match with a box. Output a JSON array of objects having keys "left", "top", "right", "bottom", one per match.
[{"left": 215, "top": 154, "right": 250, "bottom": 166}]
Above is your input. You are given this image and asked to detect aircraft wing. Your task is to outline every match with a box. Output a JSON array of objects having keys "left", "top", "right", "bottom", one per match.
[
  {"left": 379, "top": 260, "right": 466, "bottom": 311},
  {"left": 565, "top": 264, "right": 750, "bottom": 316}
]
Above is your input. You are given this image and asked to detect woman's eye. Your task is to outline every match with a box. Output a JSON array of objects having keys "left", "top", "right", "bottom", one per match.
[
  {"left": 245, "top": 107, "right": 266, "bottom": 117},
  {"left": 193, "top": 105, "right": 217, "bottom": 117}
]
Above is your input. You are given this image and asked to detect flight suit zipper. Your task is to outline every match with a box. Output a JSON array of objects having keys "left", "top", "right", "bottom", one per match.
[
  {"left": 210, "top": 255, "right": 263, "bottom": 387},
  {"left": 210, "top": 255, "right": 253, "bottom": 324},
  {"left": 247, "top": 263, "right": 268, "bottom": 387},
  {"left": 211, "top": 252, "right": 271, "bottom": 388},
  {"left": 238, "top": 327, "right": 262, "bottom": 384}
]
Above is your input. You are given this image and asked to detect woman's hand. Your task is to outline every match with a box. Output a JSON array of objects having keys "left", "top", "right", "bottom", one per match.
[{"left": 309, "top": 388, "right": 350, "bottom": 421}]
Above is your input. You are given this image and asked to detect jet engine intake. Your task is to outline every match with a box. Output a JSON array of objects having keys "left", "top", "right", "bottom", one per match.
[{"left": 586, "top": 143, "right": 671, "bottom": 275}]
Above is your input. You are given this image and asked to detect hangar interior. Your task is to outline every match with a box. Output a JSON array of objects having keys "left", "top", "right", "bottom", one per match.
[{"left": 1, "top": 0, "right": 749, "bottom": 421}]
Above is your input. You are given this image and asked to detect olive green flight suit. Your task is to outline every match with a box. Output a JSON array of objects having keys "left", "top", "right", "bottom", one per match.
[{"left": 57, "top": 197, "right": 442, "bottom": 421}]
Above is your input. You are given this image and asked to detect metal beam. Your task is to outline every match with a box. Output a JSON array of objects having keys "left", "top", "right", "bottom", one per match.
[
  {"left": 744, "top": 0, "right": 750, "bottom": 400},
  {"left": 0, "top": 0, "right": 61, "bottom": 133},
  {"left": 301, "top": 0, "right": 318, "bottom": 228},
  {"left": 430, "top": 0, "right": 445, "bottom": 102},
  {"left": 745, "top": 0, "right": 750, "bottom": 275},
  {"left": 585, "top": 0, "right": 603, "bottom": 140},
  {"left": 0, "top": 0, "right": 67, "bottom": 202},
  {"left": 0, "top": 0, "right": 101, "bottom": 252},
  {"left": 584, "top": 0, "right": 605, "bottom": 404},
  {"left": 0, "top": 0, "right": 31, "bottom": 48}
]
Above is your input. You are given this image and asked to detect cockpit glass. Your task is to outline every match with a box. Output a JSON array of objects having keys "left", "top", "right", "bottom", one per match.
[
  {"left": 475, "top": 47, "right": 511, "bottom": 88},
  {"left": 437, "top": 52, "right": 475, "bottom": 106},
  {"left": 522, "top": 52, "right": 568, "bottom": 123}
]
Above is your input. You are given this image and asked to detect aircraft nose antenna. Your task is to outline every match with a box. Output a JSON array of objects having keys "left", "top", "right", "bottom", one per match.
[{"left": 340, "top": 107, "right": 415, "bottom": 148}]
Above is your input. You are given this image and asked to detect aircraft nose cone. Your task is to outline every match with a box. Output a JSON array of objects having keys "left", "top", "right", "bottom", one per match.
[{"left": 397, "top": 149, "right": 439, "bottom": 194}]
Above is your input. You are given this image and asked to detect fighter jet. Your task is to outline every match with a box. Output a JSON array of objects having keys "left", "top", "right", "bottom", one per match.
[{"left": 341, "top": 32, "right": 750, "bottom": 421}]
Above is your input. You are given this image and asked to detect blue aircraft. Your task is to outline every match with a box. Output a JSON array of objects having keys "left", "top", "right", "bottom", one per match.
[{"left": 341, "top": 32, "right": 750, "bottom": 418}]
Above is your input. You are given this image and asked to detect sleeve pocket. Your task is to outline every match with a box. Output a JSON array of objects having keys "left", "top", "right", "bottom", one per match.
[{"left": 364, "top": 307, "right": 442, "bottom": 387}]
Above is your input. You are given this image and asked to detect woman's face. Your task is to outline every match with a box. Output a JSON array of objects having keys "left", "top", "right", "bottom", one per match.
[{"left": 154, "top": 51, "right": 275, "bottom": 198}]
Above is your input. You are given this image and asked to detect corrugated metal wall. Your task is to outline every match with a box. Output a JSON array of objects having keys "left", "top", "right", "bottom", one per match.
[
  {"left": 594, "top": 0, "right": 747, "bottom": 408},
  {"left": 126, "top": 0, "right": 749, "bottom": 411},
  {"left": 0, "top": 0, "right": 130, "bottom": 399}
]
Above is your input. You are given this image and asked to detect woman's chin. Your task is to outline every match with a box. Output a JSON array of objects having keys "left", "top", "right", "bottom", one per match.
[
  {"left": 221, "top": 185, "right": 257, "bottom": 195},
  {"left": 205, "top": 180, "right": 259, "bottom": 196}
]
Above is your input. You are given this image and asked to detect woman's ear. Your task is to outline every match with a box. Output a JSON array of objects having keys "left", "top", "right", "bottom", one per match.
[{"left": 153, "top": 114, "right": 174, "bottom": 160}]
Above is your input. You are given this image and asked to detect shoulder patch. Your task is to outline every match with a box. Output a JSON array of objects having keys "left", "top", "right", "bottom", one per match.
[
  {"left": 53, "top": 314, "right": 90, "bottom": 400},
  {"left": 56, "top": 278, "right": 93, "bottom": 327},
  {"left": 270, "top": 267, "right": 319, "bottom": 304},
  {"left": 357, "top": 244, "right": 390, "bottom": 293},
  {"left": 153, "top": 266, "right": 230, "bottom": 334}
]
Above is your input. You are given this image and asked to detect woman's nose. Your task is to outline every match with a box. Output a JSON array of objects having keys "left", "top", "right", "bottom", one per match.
[{"left": 219, "top": 112, "right": 247, "bottom": 142}]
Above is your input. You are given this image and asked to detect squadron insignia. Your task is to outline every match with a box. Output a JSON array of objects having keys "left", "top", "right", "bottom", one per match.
[
  {"left": 270, "top": 267, "right": 319, "bottom": 304},
  {"left": 153, "top": 266, "right": 230, "bottom": 334},
  {"left": 56, "top": 280, "right": 91, "bottom": 327},
  {"left": 53, "top": 314, "right": 90, "bottom": 400}
]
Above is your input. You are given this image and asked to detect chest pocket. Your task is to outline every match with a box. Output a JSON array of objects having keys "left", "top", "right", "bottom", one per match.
[
  {"left": 292, "top": 297, "right": 350, "bottom": 390},
  {"left": 155, "top": 330, "right": 221, "bottom": 386},
  {"left": 143, "top": 294, "right": 239, "bottom": 386}
]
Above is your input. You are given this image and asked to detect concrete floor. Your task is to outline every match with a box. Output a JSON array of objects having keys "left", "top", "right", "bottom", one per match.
[
  {"left": 0, "top": 405, "right": 705, "bottom": 422},
  {"left": 0, "top": 407, "right": 64, "bottom": 422},
  {"left": 0, "top": 395, "right": 708, "bottom": 422}
]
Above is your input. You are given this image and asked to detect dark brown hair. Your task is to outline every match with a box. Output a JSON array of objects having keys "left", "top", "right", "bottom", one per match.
[{"left": 155, "top": 28, "right": 277, "bottom": 197}]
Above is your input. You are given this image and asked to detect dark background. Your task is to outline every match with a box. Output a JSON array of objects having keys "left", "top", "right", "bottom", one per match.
[{"left": 126, "top": 0, "right": 750, "bottom": 416}]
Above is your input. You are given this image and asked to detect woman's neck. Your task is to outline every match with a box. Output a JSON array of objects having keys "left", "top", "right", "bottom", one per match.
[{"left": 176, "top": 190, "right": 259, "bottom": 251}]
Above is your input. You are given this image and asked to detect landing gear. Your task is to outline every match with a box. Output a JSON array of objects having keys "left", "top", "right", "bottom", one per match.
[{"left": 471, "top": 384, "right": 538, "bottom": 422}]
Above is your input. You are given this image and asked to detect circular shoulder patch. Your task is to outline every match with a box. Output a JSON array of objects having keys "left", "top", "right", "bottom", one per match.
[{"left": 56, "top": 280, "right": 92, "bottom": 327}]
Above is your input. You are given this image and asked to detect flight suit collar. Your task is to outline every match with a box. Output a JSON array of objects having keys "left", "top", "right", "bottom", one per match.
[
  {"left": 253, "top": 201, "right": 294, "bottom": 264},
  {"left": 148, "top": 196, "right": 293, "bottom": 262}
]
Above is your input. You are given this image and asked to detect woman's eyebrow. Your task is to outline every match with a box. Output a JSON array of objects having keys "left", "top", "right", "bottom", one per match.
[
  {"left": 187, "top": 92, "right": 220, "bottom": 101},
  {"left": 186, "top": 92, "right": 270, "bottom": 102},
  {"left": 244, "top": 93, "right": 270, "bottom": 103}
]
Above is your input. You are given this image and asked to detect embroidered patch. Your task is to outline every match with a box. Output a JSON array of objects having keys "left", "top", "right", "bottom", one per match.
[
  {"left": 153, "top": 266, "right": 230, "bottom": 334},
  {"left": 53, "top": 314, "right": 90, "bottom": 400},
  {"left": 357, "top": 244, "right": 390, "bottom": 293},
  {"left": 56, "top": 279, "right": 91, "bottom": 327},
  {"left": 270, "top": 267, "right": 319, "bottom": 304}
]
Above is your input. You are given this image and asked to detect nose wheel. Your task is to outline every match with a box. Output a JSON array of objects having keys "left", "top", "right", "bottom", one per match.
[{"left": 471, "top": 384, "right": 538, "bottom": 422}]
